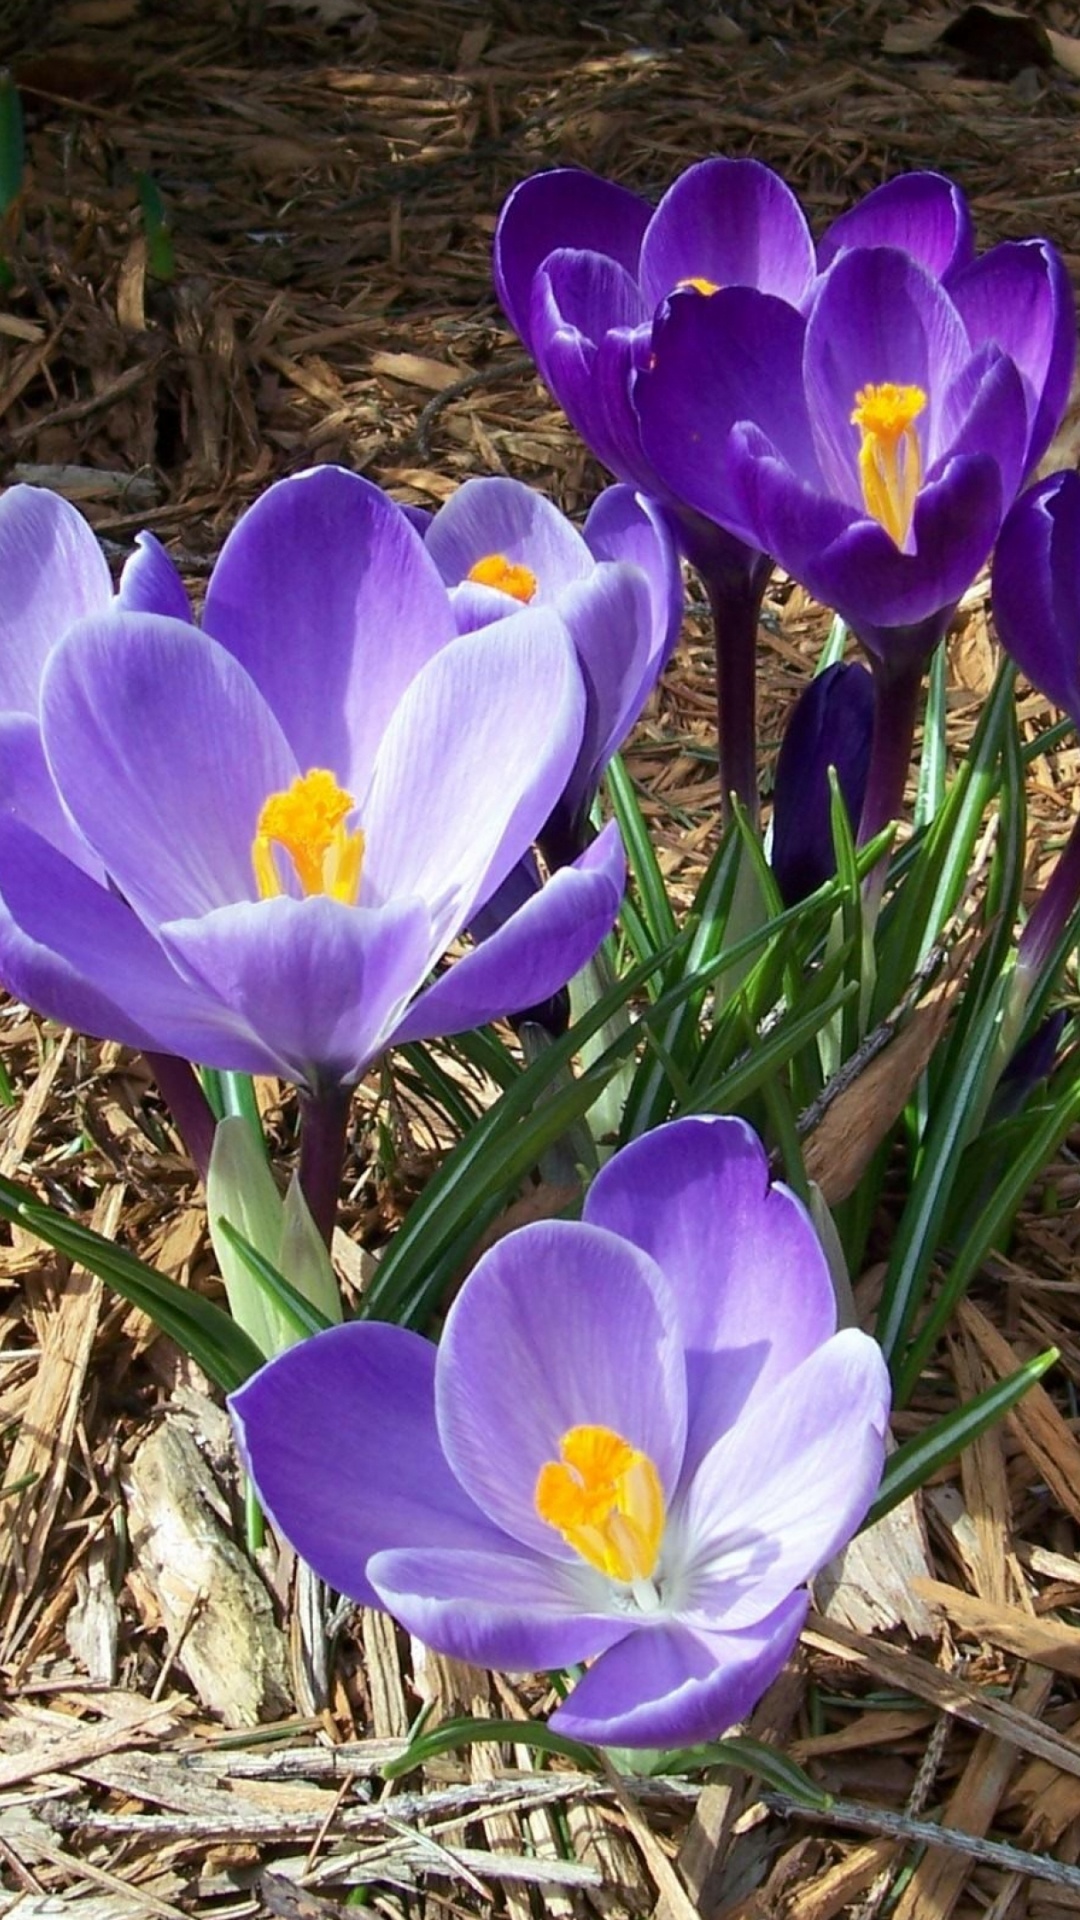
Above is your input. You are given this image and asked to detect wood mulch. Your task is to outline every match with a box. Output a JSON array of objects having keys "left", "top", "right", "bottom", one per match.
[{"left": 4, "top": 0, "right": 1080, "bottom": 1913}]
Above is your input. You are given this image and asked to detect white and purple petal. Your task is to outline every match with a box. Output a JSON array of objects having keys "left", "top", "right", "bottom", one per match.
[
  {"left": 676, "top": 1329, "right": 889, "bottom": 1631},
  {"left": 161, "top": 893, "right": 432, "bottom": 1086},
  {"left": 584, "top": 1115, "right": 838, "bottom": 1473},
  {"left": 361, "top": 609, "right": 584, "bottom": 949},
  {"left": 436, "top": 1218, "right": 687, "bottom": 1558},
  {"left": 390, "top": 824, "right": 624, "bottom": 1046},
  {"left": 551, "top": 1594, "right": 808, "bottom": 1748},
  {"left": 0, "top": 484, "right": 112, "bottom": 714},
  {"left": 424, "top": 476, "right": 592, "bottom": 599},
  {"left": 41, "top": 614, "right": 297, "bottom": 926},
  {"left": 202, "top": 466, "right": 458, "bottom": 787},
  {"left": 369, "top": 1544, "right": 628, "bottom": 1671},
  {"left": 231, "top": 1322, "right": 508, "bottom": 1607}
]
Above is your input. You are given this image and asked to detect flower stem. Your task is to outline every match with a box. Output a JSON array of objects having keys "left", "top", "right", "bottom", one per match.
[
  {"left": 297, "top": 1085, "right": 352, "bottom": 1247},
  {"left": 703, "top": 556, "right": 771, "bottom": 830},
  {"left": 666, "top": 509, "right": 770, "bottom": 829},
  {"left": 143, "top": 1051, "right": 216, "bottom": 1183},
  {"left": 857, "top": 655, "right": 924, "bottom": 851}
]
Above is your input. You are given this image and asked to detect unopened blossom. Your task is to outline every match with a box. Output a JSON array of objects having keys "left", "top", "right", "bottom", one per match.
[
  {"left": 232, "top": 1115, "right": 890, "bottom": 1748},
  {"left": 421, "top": 476, "right": 682, "bottom": 860},
  {"left": 0, "top": 467, "right": 624, "bottom": 1090},
  {"left": 771, "top": 662, "right": 874, "bottom": 906}
]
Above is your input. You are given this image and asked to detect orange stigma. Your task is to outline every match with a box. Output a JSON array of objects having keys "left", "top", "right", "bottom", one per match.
[
  {"left": 252, "top": 768, "right": 364, "bottom": 904},
  {"left": 466, "top": 552, "right": 538, "bottom": 603},
  {"left": 851, "top": 381, "right": 927, "bottom": 548},
  {"left": 535, "top": 1424, "right": 665, "bottom": 1585},
  {"left": 675, "top": 275, "right": 720, "bottom": 296}
]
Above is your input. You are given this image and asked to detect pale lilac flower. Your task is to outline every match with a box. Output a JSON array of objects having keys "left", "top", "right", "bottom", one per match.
[
  {"left": 0, "top": 467, "right": 624, "bottom": 1091},
  {"left": 421, "top": 475, "right": 682, "bottom": 861},
  {"left": 233, "top": 1116, "right": 890, "bottom": 1748}
]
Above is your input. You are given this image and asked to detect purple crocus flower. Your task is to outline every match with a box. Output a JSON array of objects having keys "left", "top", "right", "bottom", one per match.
[
  {"left": 994, "top": 470, "right": 1080, "bottom": 983},
  {"left": 0, "top": 468, "right": 624, "bottom": 1101},
  {"left": 771, "top": 662, "right": 874, "bottom": 906},
  {"left": 495, "top": 158, "right": 821, "bottom": 817},
  {"left": 638, "top": 234, "right": 1073, "bottom": 841},
  {"left": 232, "top": 1115, "right": 890, "bottom": 1749},
  {"left": 421, "top": 476, "right": 682, "bottom": 863}
]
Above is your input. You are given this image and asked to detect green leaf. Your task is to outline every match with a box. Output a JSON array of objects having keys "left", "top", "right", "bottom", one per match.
[
  {"left": 605, "top": 752, "right": 676, "bottom": 955},
  {"left": 382, "top": 1715, "right": 597, "bottom": 1779},
  {"left": 136, "top": 170, "right": 176, "bottom": 281},
  {"left": 875, "top": 971, "right": 1010, "bottom": 1373},
  {"left": 896, "top": 1066, "right": 1080, "bottom": 1400},
  {"left": 214, "top": 1217, "right": 335, "bottom": 1346},
  {"left": 651, "top": 1735, "right": 832, "bottom": 1808},
  {"left": 866, "top": 1348, "right": 1058, "bottom": 1526},
  {"left": 0, "top": 1172, "right": 262, "bottom": 1391}
]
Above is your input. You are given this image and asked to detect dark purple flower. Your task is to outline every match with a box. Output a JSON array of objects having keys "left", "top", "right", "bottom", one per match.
[
  {"left": 232, "top": 1114, "right": 890, "bottom": 1749},
  {"left": 817, "top": 171, "right": 974, "bottom": 279},
  {"left": 771, "top": 662, "right": 874, "bottom": 905},
  {"left": 993, "top": 469, "right": 1080, "bottom": 725},
  {"left": 994, "top": 470, "right": 1080, "bottom": 982},
  {"left": 637, "top": 239, "right": 1073, "bottom": 668},
  {"left": 495, "top": 159, "right": 817, "bottom": 506},
  {"left": 0, "top": 468, "right": 624, "bottom": 1091},
  {"left": 422, "top": 476, "right": 682, "bottom": 856}
]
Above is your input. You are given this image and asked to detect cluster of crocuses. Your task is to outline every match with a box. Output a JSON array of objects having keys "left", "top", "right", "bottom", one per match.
[{"left": 7, "top": 147, "right": 1080, "bottom": 1751}]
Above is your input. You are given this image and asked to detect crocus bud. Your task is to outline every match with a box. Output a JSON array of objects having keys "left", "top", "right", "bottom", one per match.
[
  {"left": 207, "top": 1116, "right": 341, "bottom": 1359},
  {"left": 771, "top": 662, "right": 874, "bottom": 905}
]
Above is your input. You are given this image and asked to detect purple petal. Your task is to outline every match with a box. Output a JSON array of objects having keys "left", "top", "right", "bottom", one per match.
[
  {"left": 41, "top": 615, "right": 296, "bottom": 926},
  {"left": 583, "top": 485, "right": 684, "bottom": 673},
  {"left": 202, "top": 466, "right": 458, "bottom": 786},
  {"left": 993, "top": 471, "right": 1080, "bottom": 722},
  {"left": 436, "top": 1218, "right": 687, "bottom": 1559},
  {"left": 639, "top": 158, "right": 816, "bottom": 312},
  {"left": 361, "top": 610, "right": 584, "bottom": 949},
  {"left": 231, "top": 1322, "right": 507, "bottom": 1607},
  {"left": 532, "top": 252, "right": 657, "bottom": 488},
  {"left": 0, "top": 714, "right": 102, "bottom": 876},
  {"left": 369, "top": 1544, "right": 629, "bottom": 1671},
  {"left": 161, "top": 894, "right": 433, "bottom": 1086},
  {"left": 116, "top": 532, "right": 192, "bottom": 621},
  {"left": 558, "top": 563, "right": 661, "bottom": 816},
  {"left": 678, "top": 1330, "right": 889, "bottom": 1631},
  {"left": 584, "top": 1116, "right": 837, "bottom": 1476},
  {"left": 817, "top": 172, "right": 974, "bottom": 279},
  {"left": 637, "top": 289, "right": 818, "bottom": 547},
  {"left": 494, "top": 169, "right": 650, "bottom": 352},
  {"left": 949, "top": 238, "right": 1075, "bottom": 472},
  {"left": 447, "top": 580, "right": 524, "bottom": 632},
  {"left": 390, "top": 823, "right": 624, "bottom": 1046},
  {"left": 424, "top": 476, "right": 591, "bottom": 598},
  {"left": 807, "top": 455, "right": 1004, "bottom": 641},
  {"left": 0, "top": 816, "right": 267, "bottom": 1064},
  {"left": 803, "top": 249, "right": 972, "bottom": 510},
  {"left": 551, "top": 1594, "right": 807, "bottom": 1748},
  {"left": 933, "top": 347, "right": 1029, "bottom": 504},
  {"left": 0, "top": 484, "right": 111, "bottom": 714}
]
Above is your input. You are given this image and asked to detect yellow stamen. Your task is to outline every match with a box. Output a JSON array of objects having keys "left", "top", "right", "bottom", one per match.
[
  {"left": 252, "top": 768, "right": 364, "bottom": 905},
  {"left": 851, "top": 381, "right": 927, "bottom": 548},
  {"left": 675, "top": 275, "right": 720, "bottom": 296},
  {"left": 535, "top": 1424, "right": 665, "bottom": 1584},
  {"left": 466, "top": 552, "right": 538, "bottom": 603}
]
